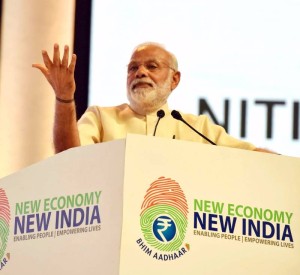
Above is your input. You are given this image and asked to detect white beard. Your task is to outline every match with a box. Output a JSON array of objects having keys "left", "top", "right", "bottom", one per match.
[{"left": 127, "top": 74, "right": 173, "bottom": 115}]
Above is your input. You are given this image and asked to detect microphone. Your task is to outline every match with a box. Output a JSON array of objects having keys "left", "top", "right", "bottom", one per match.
[
  {"left": 153, "top": 110, "right": 165, "bottom": 136},
  {"left": 171, "top": 110, "right": 216, "bottom": 145}
]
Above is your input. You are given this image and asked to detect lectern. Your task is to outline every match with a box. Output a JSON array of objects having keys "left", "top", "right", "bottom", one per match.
[{"left": 0, "top": 134, "right": 299, "bottom": 274}]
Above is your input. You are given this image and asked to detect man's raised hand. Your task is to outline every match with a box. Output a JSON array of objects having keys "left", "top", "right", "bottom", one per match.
[{"left": 32, "top": 44, "right": 77, "bottom": 101}]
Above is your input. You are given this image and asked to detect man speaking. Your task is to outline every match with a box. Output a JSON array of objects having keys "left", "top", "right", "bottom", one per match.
[{"left": 33, "top": 42, "right": 273, "bottom": 154}]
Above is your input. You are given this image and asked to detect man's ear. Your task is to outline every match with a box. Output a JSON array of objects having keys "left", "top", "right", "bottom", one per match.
[{"left": 171, "top": 71, "right": 181, "bottom": 91}]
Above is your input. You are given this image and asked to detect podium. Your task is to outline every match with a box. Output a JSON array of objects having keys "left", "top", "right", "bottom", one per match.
[{"left": 0, "top": 134, "right": 299, "bottom": 274}]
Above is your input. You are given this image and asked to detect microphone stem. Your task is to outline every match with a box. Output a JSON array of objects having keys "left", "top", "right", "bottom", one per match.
[
  {"left": 153, "top": 118, "right": 161, "bottom": 136},
  {"left": 181, "top": 119, "right": 216, "bottom": 145}
]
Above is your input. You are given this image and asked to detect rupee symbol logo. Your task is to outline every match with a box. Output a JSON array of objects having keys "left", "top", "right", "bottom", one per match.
[{"left": 156, "top": 217, "right": 173, "bottom": 242}]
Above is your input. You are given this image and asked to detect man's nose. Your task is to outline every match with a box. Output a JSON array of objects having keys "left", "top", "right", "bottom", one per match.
[{"left": 135, "top": 64, "right": 147, "bottom": 78}]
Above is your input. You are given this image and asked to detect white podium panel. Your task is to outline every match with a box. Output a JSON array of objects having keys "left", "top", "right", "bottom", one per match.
[
  {"left": 120, "top": 135, "right": 300, "bottom": 275},
  {"left": 0, "top": 139, "right": 125, "bottom": 274},
  {"left": 0, "top": 134, "right": 299, "bottom": 274}
]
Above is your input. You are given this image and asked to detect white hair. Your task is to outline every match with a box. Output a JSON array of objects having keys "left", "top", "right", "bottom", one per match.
[{"left": 131, "top": 42, "right": 179, "bottom": 71}]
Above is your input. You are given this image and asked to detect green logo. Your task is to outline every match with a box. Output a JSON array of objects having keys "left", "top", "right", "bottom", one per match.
[
  {"left": 0, "top": 188, "right": 10, "bottom": 262},
  {"left": 140, "top": 177, "right": 188, "bottom": 252}
]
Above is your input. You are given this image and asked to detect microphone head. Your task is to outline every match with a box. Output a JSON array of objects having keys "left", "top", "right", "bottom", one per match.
[
  {"left": 171, "top": 110, "right": 182, "bottom": 120},
  {"left": 157, "top": 109, "right": 165, "bottom": 118}
]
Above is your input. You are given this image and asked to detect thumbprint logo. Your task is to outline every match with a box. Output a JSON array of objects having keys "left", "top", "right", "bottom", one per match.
[
  {"left": 140, "top": 177, "right": 188, "bottom": 252},
  {"left": 0, "top": 188, "right": 10, "bottom": 261}
]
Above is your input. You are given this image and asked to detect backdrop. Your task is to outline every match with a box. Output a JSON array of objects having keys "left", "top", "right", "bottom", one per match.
[
  {"left": 0, "top": 0, "right": 75, "bottom": 178},
  {"left": 89, "top": 0, "right": 300, "bottom": 157}
]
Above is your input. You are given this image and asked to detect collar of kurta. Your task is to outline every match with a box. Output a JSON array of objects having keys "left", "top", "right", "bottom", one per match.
[{"left": 145, "top": 103, "right": 170, "bottom": 117}]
